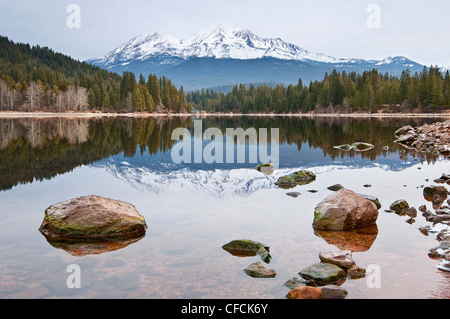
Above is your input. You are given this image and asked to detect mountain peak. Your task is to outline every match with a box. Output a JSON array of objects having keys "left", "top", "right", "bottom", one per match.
[{"left": 91, "top": 25, "right": 341, "bottom": 65}]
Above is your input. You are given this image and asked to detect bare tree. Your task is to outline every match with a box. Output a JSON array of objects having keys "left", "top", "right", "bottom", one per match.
[
  {"left": 25, "top": 81, "right": 43, "bottom": 111},
  {"left": 0, "top": 80, "right": 10, "bottom": 111},
  {"left": 66, "top": 85, "right": 77, "bottom": 111},
  {"left": 75, "top": 87, "right": 88, "bottom": 111}
]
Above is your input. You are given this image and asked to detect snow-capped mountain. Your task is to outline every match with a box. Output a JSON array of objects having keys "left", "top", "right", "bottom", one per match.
[
  {"left": 88, "top": 24, "right": 425, "bottom": 91},
  {"left": 89, "top": 24, "right": 341, "bottom": 65}
]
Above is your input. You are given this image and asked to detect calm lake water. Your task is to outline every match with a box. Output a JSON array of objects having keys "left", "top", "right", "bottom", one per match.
[{"left": 0, "top": 115, "right": 449, "bottom": 299}]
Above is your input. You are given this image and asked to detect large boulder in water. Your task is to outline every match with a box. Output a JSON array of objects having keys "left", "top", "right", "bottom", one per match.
[
  {"left": 39, "top": 195, "right": 148, "bottom": 239},
  {"left": 313, "top": 189, "right": 379, "bottom": 230}
]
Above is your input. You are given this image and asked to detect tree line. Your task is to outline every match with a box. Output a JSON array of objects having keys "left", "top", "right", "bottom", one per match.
[
  {"left": 187, "top": 67, "right": 450, "bottom": 113},
  {"left": 0, "top": 36, "right": 189, "bottom": 113}
]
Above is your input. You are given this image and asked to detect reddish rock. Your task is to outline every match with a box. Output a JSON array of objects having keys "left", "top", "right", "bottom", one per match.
[
  {"left": 313, "top": 189, "right": 379, "bottom": 230},
  {"left": 287, "top": 286, "right": 323, "bottom": 299}
]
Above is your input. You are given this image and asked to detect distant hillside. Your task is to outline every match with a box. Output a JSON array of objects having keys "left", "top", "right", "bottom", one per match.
[{"left": 0, "top": 35, "right": 188, "bottom": 113}]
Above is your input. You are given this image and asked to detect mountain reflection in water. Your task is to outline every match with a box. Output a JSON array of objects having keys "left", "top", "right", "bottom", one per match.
[{"left": 0, "top": 116, "right": 446, "bottom": 193}]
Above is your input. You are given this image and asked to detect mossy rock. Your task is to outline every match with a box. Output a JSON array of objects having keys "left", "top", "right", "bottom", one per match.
[
  {"left": 299, "top": 263, "right": 347, "bottom": 286},
  {"left": 39, "top": 195, "right": 147, "bottom": 239},
  {"left": 275, "top": 170, "right": 316, "bottom": 189},
  {"left": 389, "top": 199, "right": 410, "bottom": 212},
  {"left": 222, "top": 239, "right": 271, "bottom": 263}
]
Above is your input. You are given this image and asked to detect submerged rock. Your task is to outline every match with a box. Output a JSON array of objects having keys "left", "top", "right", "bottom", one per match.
[
  {"left": 283, "top": 277, "right": 308, "bottom": 289},
  {"left": 327, "top": 184, "right": 344, "bottom": 191},
  {"left": 222, "top": 239, "right": 271, "bottom": 263},
  {"left": 286, "top": 192, "right": 301, "bottom": 198},
  {"left": 313, "top": 189, "right": 379, "bottom": 230},
  {"left": 244, "top": 262, "right": 276, "bottom": 278},
  {"left": 43, "top": 235, "right": 145, "bottom": 257},
  {"left": 275, "top": 170, "right": 316, "bottom": 189},
  {"left": 314, "top": 225, "right": 378, "bottom": 252},
  {"left": 39, "top": 195, "right": 147, "bottom": 240}
]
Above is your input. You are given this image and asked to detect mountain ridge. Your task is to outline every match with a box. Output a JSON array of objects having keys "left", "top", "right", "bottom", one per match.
[{"left": 87, "top": 25, "right": 426, "bottom": 91}]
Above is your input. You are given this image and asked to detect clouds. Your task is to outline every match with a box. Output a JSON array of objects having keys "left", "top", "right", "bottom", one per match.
[{"left": 0, "top": 0, "right": 449, "bottom": 67}]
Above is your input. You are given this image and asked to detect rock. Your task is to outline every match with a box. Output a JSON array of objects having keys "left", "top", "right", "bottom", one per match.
[
  {"left": 419, "top": 205, "right": 427, "bottom": 213},
  {"left": 320, "top": 285, "right": 348, "bottom": 299},
  {"left": 333, "top": 144, "right": 352, "bottom": 151},
  {"left": 395, "top": 125, "right": 414, "bottom": 137},
  {"left": 437, "top": 229, "right": 450, "bottom": 241},
  {"left": 347, "top": 265, "right": 366, "bottom": 279},
  {"left": 424, "top": 186, "right": 448, "bottom": 205},
  {"left": 433, "top": 215, "right": 450, "bottom": 225},
  {"left": 440, "top": 173, "right": 450, "bottom": 181},
  {"left": 351, "top": 142, "right": 375, "bottom": 152},
  {"left": 313, "top": 189, "right": 379, "bottom": 230},
  {"left": 299, "top": 263, "right": 347, "bottom": 286},
  {"left": 289, "top": 170, "right": 316, "bottom": 184},
  {"left": 428, "top": 241, "right": 450, "bottom": 259},
  {"left": 256, "top": 246, "right": 272, "bottom": 264},
  {"left": 222, "top": 239, "right": 271, "bottom": 263},
  {"left": 327, "top": 184, "right": 344, "bottom": 191},
  {"left": 389, "top": 199, "right": 410, "bottom": 212},
  {"left": 419, "top": 226, "right": 430, "bottom": 236},
  {"left": 393, "top": 122, "right": 450, "bottom": 155},
  {"left": 358, "top": 194, "right": 382, "bottom": 209},
  {"left": 405, "top": 207, "right": 418, "bottom": 218},
  {"left": 255, "top": 163, "right": 274, "bottom": 175},
  {"left": 243, "top": 262, "right": 276, "bottom": 278},
  {"left": 318, "top": 250, "right": 355, "bottom": 269},
  {"left": 38, "top": 195, "right": 147, "bottom": 239},
  {"left": 424, "top": 185, "right": 449, "bottom": 196},
  {"left": 274, "top": 175, "right": 298, "bottom": 189},
  {"left": 286, "top": 286, "right": 323, "bottom": 299},
  {"left": 286, "top": 192, "right": 301, "bottom": 198},
  {"left": 283, "top": 277, "right": 307, "bottom": 289},
  {"left": 275, "top": 170, "right": 316, "bottom": 189}
]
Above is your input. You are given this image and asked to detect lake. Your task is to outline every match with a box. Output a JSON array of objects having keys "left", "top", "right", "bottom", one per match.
[{"left": 0, "top": 115, "right": 449, "bottom": 299}]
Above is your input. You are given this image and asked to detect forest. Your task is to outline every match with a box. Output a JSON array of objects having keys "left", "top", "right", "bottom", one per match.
[
  {"left": 1, "top": 35, "right": 450, "bottom": 115},
  {"left": 0, "top": 36, "right": 189, "bottom": 113},
  {"left": 187, "top": 67, "right": 450, "bottom": 114}
]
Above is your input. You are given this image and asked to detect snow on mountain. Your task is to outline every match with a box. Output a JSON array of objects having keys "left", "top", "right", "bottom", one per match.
[{"left": 88, "top": 24, "right": 347, "bottom": 67}]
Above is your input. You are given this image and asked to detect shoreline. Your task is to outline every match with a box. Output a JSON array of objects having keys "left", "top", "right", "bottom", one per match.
[{"left": 0, "top": 111, "right": 449, "bottom": 119}]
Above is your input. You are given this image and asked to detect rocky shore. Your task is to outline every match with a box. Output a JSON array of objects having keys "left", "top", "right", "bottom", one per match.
[{"left": 394, "top": 120, "right": 450, "bottom": 156}]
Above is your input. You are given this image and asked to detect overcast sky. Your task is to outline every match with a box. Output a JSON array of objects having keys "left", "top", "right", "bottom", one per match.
[{"left": 1, "top": 0, "right": 449, "bottom": 67}]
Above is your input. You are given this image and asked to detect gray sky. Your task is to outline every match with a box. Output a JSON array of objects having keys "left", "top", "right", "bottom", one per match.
[{"left": 1, "top": 0, "right": 449, "bottom": 67}]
